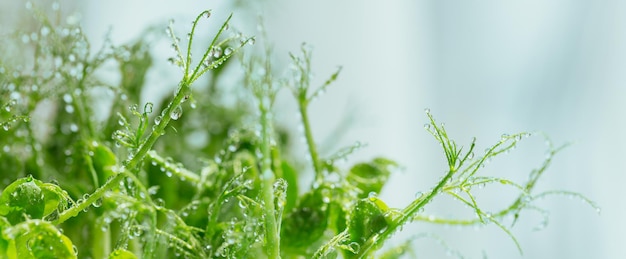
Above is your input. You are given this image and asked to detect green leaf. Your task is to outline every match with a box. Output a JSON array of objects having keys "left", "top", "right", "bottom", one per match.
[
  {"left": 347, "top": 196, "right": 391, "bottom": 246},
  {"left": 4, "top": 220, "right": 77, "bottom": 259},
  {"left": 279, "top": 161, "right": 298, "bottom": 212},
  {"left": 0, "top": 217, "right": 10, "bottom": 258},
  {"left": 109, "top": 249, "right": 138, "bottom": 259},
  {"left": 347, "top": 158, "right": 396, "bottom": 199},
  {"left": 0, "top": 177, "right": 67, "bottom": 225},
  {"left": 88, "top": 140, "right": 118, "bottom": 186},
  {"left": 0, "top": 177, "right": 45, "bottom": 225},
  {"left": 281, "top": 187, "right": 329, "bottom": 252}
]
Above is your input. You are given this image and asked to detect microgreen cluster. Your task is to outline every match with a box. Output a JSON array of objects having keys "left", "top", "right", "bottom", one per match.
[{"left": 0, "top": 4, "right": 597, "bottom": 259}]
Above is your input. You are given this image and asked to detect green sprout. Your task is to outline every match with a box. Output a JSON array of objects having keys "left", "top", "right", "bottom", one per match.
[{"left": 0, "top": 3, "right": 598, "bottom": 259}]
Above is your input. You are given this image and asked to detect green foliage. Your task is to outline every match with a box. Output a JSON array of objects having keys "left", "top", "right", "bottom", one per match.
[{"left": 0, "top": 3, "right": 598, "bottom": 259}]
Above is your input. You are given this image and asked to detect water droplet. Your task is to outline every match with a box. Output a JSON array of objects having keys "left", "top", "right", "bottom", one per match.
[
  {"left": 165, "top": 171, "right": 173, "bottom": 177},
  {"left": 40, "top": 26, "right": 50, "bottom": 37},
  {"left": 347, "top": 242, "right": 360, "bottom": 254},
  {"left": 154, "top": 198, "right": 165, "bottom": 207},
  {"left": 93, "top": 198, "right": 102, "bottom": 208},
  {"left": 21, "top": 34, "right": 30, "bottom": 43},
  {"left": 129, "top": 104, "right": 138, "bottom": 113},
  {"left": 423, "top": 123, "right": 431, "bottom": 130},
  {"left": 233, "top": 200, "right": 248, "bottom": 212},
  {"left": 248, "top": 37, "right": 256, "bottom": 45},
  {"left": 224, "top": 47, "right": 233, "bottom": 56},
  {"left": 154, "top": 115, "right": 162, "bottom": 124},
  {"left": 131, "top": 226, "right": 143, "bottom": 237},
  {"left": 69, "top": 123, "right": 79, "bottom": 132},
  {"left": 204, "top": 11, "right": 212, "bottom": 18},
  {"left": 170, "top": 105, "right": 182, "bottom": 120},
  {"left": 211, "top": 47, "right": 222, "bottom": 58},
  {"left": 65, "top": 105, "right": 74, "bottom": 114},
  {"left": 63, "top": 93, "right": 73, "bottom": 103},
  {"left": 424, "top": 108, "right": 431, "bottom": 114},
  {"left": 148, "top": 186, "right": 159, "bottom": 195}
]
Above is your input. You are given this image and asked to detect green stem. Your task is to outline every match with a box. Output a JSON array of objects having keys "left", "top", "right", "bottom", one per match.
[
  {"left": 53, "top": 172, "right": 125, "bottom": 225},
  {"left": 355, "top": 169, "right": 455, "bottom": 258},
  {"left": 91, "top": 220, "right": 111, "bottom": 259},
  {"left": 146, "top": 150, "right": 201, "bottom": 183},
  {"left": 260, "top": 105, "right": 280, "bottom": 259},
  {"left": 125, "top": 82, "right": 189, "bottom": 171},
  {"left": 298, "top": 99, "right": 322, "bottom": 182}
]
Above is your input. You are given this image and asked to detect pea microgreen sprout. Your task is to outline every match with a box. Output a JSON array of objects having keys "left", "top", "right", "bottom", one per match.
[{"left": 0, "top": 4, "right": 597, "bottom": 259}]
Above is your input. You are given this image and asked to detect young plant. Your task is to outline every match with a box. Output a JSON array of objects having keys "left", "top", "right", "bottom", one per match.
[{"left": 0, "top": 4, "right": 597, "bottom": 259}]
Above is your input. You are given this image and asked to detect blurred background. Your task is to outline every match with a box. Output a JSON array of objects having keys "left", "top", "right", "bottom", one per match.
[{"left": 2, "top": 0, "right": 623, "bottom": 258}]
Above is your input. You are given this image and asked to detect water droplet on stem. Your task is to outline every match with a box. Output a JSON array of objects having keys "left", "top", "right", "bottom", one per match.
[{"left": 170, "top": 105, "right": 183, "bottom": 120}]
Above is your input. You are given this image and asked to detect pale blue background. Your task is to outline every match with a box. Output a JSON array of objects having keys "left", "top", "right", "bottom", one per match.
[{"left": 82, "top": 1, "right": 624, "bottom": 258}]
